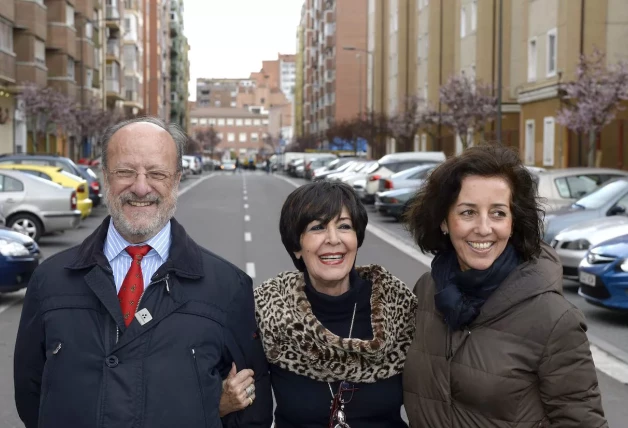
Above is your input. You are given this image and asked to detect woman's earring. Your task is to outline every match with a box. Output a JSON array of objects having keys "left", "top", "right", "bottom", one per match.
[{"left": 442, "top": 230, "right": 448, "bottom": 235}]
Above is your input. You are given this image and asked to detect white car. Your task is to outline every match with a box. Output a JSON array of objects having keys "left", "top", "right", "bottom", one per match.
[
  {"left": 363, "top": 152, "right": 446, "bottom": 203},
  {"left": 550, "top": 215, "right": 628, "bottom": 280}
]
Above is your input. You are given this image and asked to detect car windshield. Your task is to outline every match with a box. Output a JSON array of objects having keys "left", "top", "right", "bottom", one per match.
[
  {"left": 82, "top": 167, "right": 98, "bottom": 179},
  {"left": 223, "top": 161, "right": 235, "bottom": 166},
  {"left": 60, "top": 171, "right": 84, "bottom": 182},
  {"left": 364, "top": 162, "right": 379, "bottom": 174},
  {"left": 574, "top": 179, "right": 628, "bottom": 209}
]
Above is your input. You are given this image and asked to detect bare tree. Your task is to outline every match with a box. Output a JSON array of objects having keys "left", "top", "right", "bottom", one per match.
[
  {"left": 195, "top": 126, "right": 221, "bottom": 158},
  {"left": 439, "top": 73, "right": 497, "bottom": 150},
  {"left": 353, "top": 111, "right": 390, "bottom": 157},
  {"left": 388, "top": 96, "right": 426, "bottom": 152},
  {"left": 556, "top": 48, "right": 628, "bottom": 166}
]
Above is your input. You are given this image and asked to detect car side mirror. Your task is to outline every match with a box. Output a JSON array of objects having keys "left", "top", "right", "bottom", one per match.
[{"left": 608, "top": 205, "right": 627, "bottom": 216}]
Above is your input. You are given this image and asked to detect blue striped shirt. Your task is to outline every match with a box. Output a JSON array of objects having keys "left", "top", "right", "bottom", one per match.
[{"left": 104, "top": 220, "right": 171, "bottom": 293}]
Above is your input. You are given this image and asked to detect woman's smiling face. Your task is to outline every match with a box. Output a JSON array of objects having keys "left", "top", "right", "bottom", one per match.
[
  {"left": 294, "top": 207, "right": 358, "bottom": 294},
  {"left": 442, "top": 175, "right": 513, "bottom": 271}
]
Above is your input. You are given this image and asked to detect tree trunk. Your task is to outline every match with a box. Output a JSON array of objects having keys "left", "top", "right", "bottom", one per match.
[{"left": 588, "top": 130, "right": 597, "bottom": 167}]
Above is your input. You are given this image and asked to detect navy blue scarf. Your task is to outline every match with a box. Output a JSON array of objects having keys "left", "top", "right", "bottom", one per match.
[{"left": 431, "top": 243, "right": 520, "bottom": 331}]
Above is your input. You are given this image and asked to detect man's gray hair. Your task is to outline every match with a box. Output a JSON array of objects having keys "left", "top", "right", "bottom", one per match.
[{"left": 100, "top": 116, "right": 187, "bottom": 172}]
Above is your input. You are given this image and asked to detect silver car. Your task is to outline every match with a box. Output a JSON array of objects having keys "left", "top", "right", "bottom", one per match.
[
  {"left": 376, "top": 164, "right": 437, "bottom": 193},
  {"left": 0, "top": 169, "right": 81, "bottom": 241},
  {"left": 528, "top": 167, "right": 628, "bottom": 211}
]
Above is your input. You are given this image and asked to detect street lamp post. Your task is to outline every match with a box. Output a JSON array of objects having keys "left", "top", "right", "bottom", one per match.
[{"left": 496, "top": 0, "right": 503, "bottom": 143}]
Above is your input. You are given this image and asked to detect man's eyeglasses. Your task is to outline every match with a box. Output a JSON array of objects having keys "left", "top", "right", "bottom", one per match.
[
  {"left": 328, "top": 381, "right": 357, "bottom": 428},
  {"left": 108, "top": 169, "right": 174, "bottom": 184}
]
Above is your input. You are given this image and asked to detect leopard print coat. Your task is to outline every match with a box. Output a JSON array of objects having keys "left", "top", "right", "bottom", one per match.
[{"left": 254, "top": 264, "right": 418, "bottom": 383}]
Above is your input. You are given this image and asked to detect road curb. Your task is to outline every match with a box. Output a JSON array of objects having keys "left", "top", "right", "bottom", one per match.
[{"left": 588, "top": 334, "right": 628, "bottom": 367}]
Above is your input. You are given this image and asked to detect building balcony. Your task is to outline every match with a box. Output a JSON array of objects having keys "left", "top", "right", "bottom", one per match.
[
  {"left": 0, "top": 0, "right": 14, "bottom": 21},
  {"left": 105, "top": 6, "right": 121, "bottom": 28},
  {"left": 15, "top": 62, "right": 47, "bottom": 87},
  {"left": 76, "top": 38, "right": 95, "bottom": 68},
  {"left": 15, "top": 1, "right": 46, "bottom": 40},
  {"left": 48, "top": 78, "right": 77, "bottom": 99},
  {"left": 106, "top": 78, "right": 124, "bottom": 100},
  {"left": 48, "top": 24, "right": 77, "bottom": 57},
  {"left": 124, "top": 90, "right": 142, "bottom": 109},
  {"left": 76, "top": 0, "right": 95, "bottom": 19},
  {"left": 325, "top": 35, "right": 334, "bottom": 49},
  {"left": 124, "top": 0, "right": 141, "bottom": 12},
  {"left": 0, "top": 51, "right": 16, "bottom": 84}
]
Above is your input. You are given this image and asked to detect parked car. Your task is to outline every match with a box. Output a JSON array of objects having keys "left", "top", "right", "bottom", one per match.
[
  {"left": 578, "top": 234, "right": 628, "bottom": 311},
  {"left": 183, "top": 155, "right": 203, "bottom": 175},
  {"left": 304, "top": 157, "right": 337, "bottom": 180},
  {"left": 374, "top": 187, "right": 417, "bottom": 221},
  {"left": 0, "top": 169, "right": 81, "bottom": 241},
  {"left": 312, "top": 158, "right": 359, "bottom": 181},
  {"left": 377, "top": 163, "right": 437, "bottom": 192},
  {"left": 77, "top": 165, "right": 102, "bottom": 207},
  {"left": 363, "top": 152, "right": 446, "bottom": 203},
  {"left": 528, "top": 167, "right": 628, "bottom": 211},
  {"left": 0, "top": 164, "right": 93, "bottom": 219},
  {"left": 543, "top": 177, "right": 628, "bottom": 243},
  {"left": 327, "top": 160, "right": 375, "bottom": 182},
  {"left": 0, "top": 226, "right": 41, "bottom": 292},
  {"left": 550, "top": 215, "right": 628, "bottom": 279},
  {"left": 0, "top": 153, "right": 101, "bottom": 210}
]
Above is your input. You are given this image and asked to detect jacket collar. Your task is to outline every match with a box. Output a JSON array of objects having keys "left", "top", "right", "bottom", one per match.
[{"left": 65, "top": 216, "right": 204, "bottom": 279}]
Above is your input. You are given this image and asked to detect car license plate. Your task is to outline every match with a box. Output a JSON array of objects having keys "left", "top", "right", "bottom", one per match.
[{"left": 579, "top": 271, "right": 597, "bottom": 287}]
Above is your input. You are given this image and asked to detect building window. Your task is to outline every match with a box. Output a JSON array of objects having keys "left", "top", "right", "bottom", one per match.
[
  {"left": 85, "top": 68, "right": 93, "bottom": 88},
  {"left": 85, "top": 22, "right": 93, "bottom": 39},
  {"left": 460, "top": 7, "right": 466, "bottom": 38},
  {"left": 227, "top": 133, "right": 235, "bottom": 142},
  {"left": 214, "top": 100, "right": 221, "bottom": 107},
  {"left": 67, "top": 57, "right": 75, "bottom": 80},
  {"left": 191, "top": 118, "right": 198, "bottom": 125},
  {"left": 528, "top": 38, "right": 537, "bottom": 82},
  {"left": 226, "top": 118, "right": 234, "bottom": 125},
  {"left": 543, "top": 117, "right": 555, "bottom": 166},
  {"left": 253, "top": 119, "right": 261, "bottom": 126},
  {"left": 235, "top": 119, "right": 243, "bottom": 126},
  {"left": 217, "top": 118, "right": 225, "bottom": 125},
  {"left": 524, "top": 119, "right": 535, "bottom": 165},
  {"left": 262, "top": 119, "right": 269, "bottom": 125},
  {"left": 209, "top": 118, "right": 216, "bottom": 125},
  {"left": 547, "top": 28, "right": 557, "bottom": 77},
  {"left": 244, "top": 119, "right": 252, "bottom": 126},
  {"left": 230, "top": 101, "right": 237, "bottom": 107},
  {"left": 217, "top": 133, "right": 223, "bottom": 140},
  {"left": 66, "top": 4, "right": 75, "bottom": 27},
  {"left": 239, "top": 133, "right": 247, "bottom": 142},
  {"left": 199, "top": 118, "right": 207, "bottom": 125},
  {"left": 34, "top": 39, "right": 45, "bottom": 66},
  {"left": 0, "top": 18, "right": 13, "bottom": 53},
  {"left": 251, "top": 133, "right": 259, "bottom": 142},
  {"left": 471, "top": 1, "right": 477, "bottom": 32},
  {"left": 124, "top": 18, "right": 131, "bottom": 33}
]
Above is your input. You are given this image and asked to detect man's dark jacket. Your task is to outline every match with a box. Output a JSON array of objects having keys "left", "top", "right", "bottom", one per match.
[{"left": 14, "top": 217, "right": 272, "bottom": 428}]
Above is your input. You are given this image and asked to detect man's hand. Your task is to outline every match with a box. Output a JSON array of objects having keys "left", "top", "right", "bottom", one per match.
[{"left": 219, "top": 363, "right": 256, "bottom": 417}]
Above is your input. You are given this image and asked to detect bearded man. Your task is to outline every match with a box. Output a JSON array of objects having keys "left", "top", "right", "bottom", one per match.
[{"left": 14, "top": 117, "right": 272, "bottom": 428}]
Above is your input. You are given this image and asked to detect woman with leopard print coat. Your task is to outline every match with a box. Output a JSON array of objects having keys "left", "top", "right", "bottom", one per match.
[{"left": 250, "top": 181, "right": 416, "bottom": 427}]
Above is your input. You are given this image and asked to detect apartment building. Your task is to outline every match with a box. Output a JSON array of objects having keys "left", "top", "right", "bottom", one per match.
[
  {"left": 105, "top": 0, "right": 125, "bottom": 111},
  {"left": 517, "top": 0, "right": 628, "bottom": 169},
  {"left": 299, "top": 0, "right": 368, "bottom": 142},
  {"left": 294, "top": 22, "right": 305, "bottom": 138},
  {"left": 0, "top": 0, "right": 103, "bottom": 154},
  {"left": 279, "top": 53, "right": 297, "bottom": 102},
  {"left": 121, "top": 0, "right": 143, "bottom": 115},
  {"left": 145, "top": 0, "right": 170, "bottom": 120},
  {"left": 196, "top": 78, "right": 253, "bottom": 108},
  {"left": 169, "top": 0, "right": 188, "bottom": 130},
  {"left": 189, "top": 106, "right": 270, "bottom": 158},
  {"left": 366, "top": 0, "right": 628, "bottom": 168}
]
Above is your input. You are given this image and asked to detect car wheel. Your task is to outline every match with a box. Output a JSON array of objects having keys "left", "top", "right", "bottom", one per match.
[{"left": 8, "top": 213, "right": 43, "bottom": 242}]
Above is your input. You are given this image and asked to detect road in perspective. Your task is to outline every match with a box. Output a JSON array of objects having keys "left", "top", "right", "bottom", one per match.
[{"left": 0, "top": 171, "right": 627, "bottom": 427}]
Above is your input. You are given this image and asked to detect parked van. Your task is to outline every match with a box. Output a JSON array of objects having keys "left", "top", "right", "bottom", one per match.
[{"left": 363, "top": 152, "right": 446, "bottom": 203}]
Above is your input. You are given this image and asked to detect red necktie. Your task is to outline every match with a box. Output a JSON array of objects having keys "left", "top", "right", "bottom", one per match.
[{"left": 118, "top": 245, "right": 152, "bottom": 326}]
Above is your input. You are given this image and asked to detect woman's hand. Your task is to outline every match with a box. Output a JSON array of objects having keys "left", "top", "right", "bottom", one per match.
[{"left": 219, "top": 363, "right": 256, "bottom": 417}]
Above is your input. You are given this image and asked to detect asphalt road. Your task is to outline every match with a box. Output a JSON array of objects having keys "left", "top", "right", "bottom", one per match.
[{"left": 0, "top": 171, "right": 626, "bottom": 427}]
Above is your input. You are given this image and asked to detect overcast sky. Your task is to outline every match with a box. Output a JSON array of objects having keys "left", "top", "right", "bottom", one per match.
[{"left": 183, "top": 0, "right": 303, "bottom": 101}]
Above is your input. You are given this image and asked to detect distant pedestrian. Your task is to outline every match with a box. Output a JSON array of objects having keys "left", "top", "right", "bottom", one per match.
[
  {"left": 14, "top": 117, "right": 272, "bottom": 428},
  {"left": 234, "top": 157, "right": 240, "bottom": 174},
  {"left": 402, "top": 145, "right": 607, "bottom": 427},
  {"left": 221, "top": 181, "right": 417, "bottom": 427},
  {"left": 265, "top": 158, "right": 271, "bottom": 174}
]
